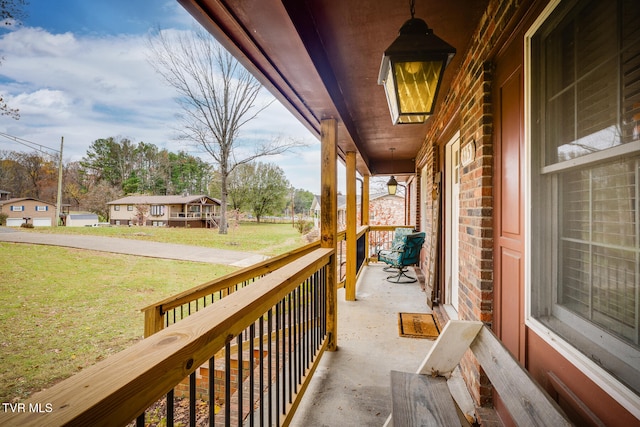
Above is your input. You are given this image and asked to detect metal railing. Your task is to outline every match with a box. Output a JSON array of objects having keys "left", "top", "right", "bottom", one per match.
[{"left": 368, "top": 225, "right": 414, "bottom": 258}]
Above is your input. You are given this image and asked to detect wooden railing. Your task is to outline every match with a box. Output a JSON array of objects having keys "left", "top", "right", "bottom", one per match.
[
  {"left": 1, "top": 248, "right": 334, "bottom": 427},
  {"left": 142, "top": 240, "right": 321, "bottom": 337},
  {"left": 142, "top": 226, "right": 405, "bottom": 337}
]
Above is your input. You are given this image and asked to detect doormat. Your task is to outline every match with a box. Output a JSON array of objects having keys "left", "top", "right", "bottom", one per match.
[{"left": 398, "top": 313, "right": 440, "bottom": 339}]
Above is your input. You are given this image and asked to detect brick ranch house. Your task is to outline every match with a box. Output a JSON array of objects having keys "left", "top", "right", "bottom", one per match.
[
  {"left": 8, "top": 1, "right": 637, "bottom": 425},
  {"left": 184, "top": 0, "right": 640, "bottom": 424},
  {"left": 107, "top": 194, "right": 221, "bottom": 228}
]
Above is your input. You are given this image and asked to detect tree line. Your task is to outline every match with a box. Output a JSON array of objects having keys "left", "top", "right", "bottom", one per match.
[{"left": 0, "top": 136, "right": 314, "bottom": 222}]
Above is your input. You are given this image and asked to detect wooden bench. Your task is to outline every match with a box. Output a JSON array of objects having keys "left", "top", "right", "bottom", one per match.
[{"left": 388, "top": 320, "right": 572, "bottom": 426}]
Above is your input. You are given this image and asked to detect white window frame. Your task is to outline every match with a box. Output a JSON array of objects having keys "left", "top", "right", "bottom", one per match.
[
  {"left": 114, "top": 205, "right": 120, "bottom": 211},
  {"left": 35, "top": 205, "right": 48, "bottom": 212},
  {"left": 11, "top": 205, "right": 23, "bottom": 212},
  {"left": 150, "top": 205, "right": 164, "bottom": 216},
  {"left": 524, "top": 0, "right": 640, "bottom": 417}
]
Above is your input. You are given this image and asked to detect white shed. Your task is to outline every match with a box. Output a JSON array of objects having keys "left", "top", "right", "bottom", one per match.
[{"left": 66, "top": 213, "right": 99, "bottom": 227}]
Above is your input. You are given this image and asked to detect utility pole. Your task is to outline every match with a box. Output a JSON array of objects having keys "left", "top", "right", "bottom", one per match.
[{"left": 55, "top": 136, "right": 63, "bottom": 226}]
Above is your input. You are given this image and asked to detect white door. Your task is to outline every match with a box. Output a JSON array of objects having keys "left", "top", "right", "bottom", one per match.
[
  {"left": 33, "top": 218, "right": 52, "bottom": 227},
  {"left": 445, "top": 134, "right": 461, "bottom": 312},
  {"left": 6, "top": 218, "right": 23, "bottom": 227}
]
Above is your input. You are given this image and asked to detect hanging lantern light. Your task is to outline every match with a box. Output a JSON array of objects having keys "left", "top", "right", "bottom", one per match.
[
  {"left": 378, "top": 0, "right": 456, "bottom": 124},
  {"left": 387, "top": 175, "right": 398, "bottom": 196},
  {"left": 387, "top": 148, "right": 398, "bottom": 195}
]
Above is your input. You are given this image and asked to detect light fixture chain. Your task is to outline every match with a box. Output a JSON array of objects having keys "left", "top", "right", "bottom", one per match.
[{"left": 409, "top": 0, "right": 415, "bottom": 18}]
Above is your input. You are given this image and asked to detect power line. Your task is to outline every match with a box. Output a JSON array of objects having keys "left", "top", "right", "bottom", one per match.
[{"left": 0, "top": 132, "right": 61, "bottom": 156}]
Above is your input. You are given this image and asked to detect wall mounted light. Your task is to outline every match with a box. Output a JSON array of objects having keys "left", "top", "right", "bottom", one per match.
[{"left": 378, "top": 0, "right": 456, "bottom": 124}]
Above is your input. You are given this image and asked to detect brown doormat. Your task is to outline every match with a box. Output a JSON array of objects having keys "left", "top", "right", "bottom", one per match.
[{"left": 398, "top": 313, "right": 440, "bottom": 339}]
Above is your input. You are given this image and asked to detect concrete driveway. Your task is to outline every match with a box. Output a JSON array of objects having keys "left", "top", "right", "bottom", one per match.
[{"left": 0, "top": 228, "right": 268, "bottom": 267}]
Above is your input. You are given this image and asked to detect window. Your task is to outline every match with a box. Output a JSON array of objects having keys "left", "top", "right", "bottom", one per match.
[
  {"left": 530, "top": 0, "right": 640, "bottom": 395},
  {"left": 150, "top": 205, "right": 164, "bottom": 216},
  {"left": 35, "top": 206, "right": 48, "bottom": 212},
  {"left": 10, "top": 205, "right": 23, "bottom": 212},
  {"left": 127, "top": 205, "right": 133, "bottom": 211},
  {"left": 114, "top": 205, "right": 120, "bottom": 211}
]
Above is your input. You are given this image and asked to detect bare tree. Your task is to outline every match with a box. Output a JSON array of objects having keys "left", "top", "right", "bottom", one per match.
[{"left": 147, "top": 28, "right": 305, "bottom": 233}]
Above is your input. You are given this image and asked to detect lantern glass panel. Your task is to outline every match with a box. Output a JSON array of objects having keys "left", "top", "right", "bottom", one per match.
[{"left": 394, "top": 59, "right": 443, "bottom": 115}]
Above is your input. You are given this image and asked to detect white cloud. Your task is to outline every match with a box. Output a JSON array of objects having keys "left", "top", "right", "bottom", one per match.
[
  {"left": 0, "top": 25, "right": 321, "bottom": 192},
  {"left": 10, "top": 89, "right": 74, "bottom": 118}
]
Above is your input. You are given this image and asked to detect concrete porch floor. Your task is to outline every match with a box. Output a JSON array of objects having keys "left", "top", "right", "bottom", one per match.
[{"left": 290, "top": 263, "right": 436, "bottom": 427}]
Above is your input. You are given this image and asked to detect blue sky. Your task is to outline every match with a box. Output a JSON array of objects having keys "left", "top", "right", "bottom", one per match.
[{"left": 0, "top": 0, "right": 334, "bottom": 194}]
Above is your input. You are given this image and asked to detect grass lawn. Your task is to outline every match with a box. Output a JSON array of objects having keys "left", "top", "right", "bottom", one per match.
[
  {"left": 26, "top": 221, "right": 307, "bottom": 256},
  {"left": 0, "top": 243, "right": 237, "bottom": 403}
]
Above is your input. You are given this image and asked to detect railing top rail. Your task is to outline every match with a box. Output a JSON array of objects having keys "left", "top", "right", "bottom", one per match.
[
  {"left": 368, "top": 225, "right": 413, "bottom": 232},
  {"left": 141, "top": 239, "right": 321, "bottom": 313},
  {"left": 2, "top": 248, "right": 333, "bottom": 427}
]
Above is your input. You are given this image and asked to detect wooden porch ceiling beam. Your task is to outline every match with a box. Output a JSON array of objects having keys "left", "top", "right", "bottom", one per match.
[{"left": 281, "top": 0, "right": 372, "bottom": 174}]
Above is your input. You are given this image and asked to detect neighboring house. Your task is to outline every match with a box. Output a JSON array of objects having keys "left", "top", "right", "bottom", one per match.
[
  {"left": 107, "top": 194, "right": 221, "bottom": 228},
  {"left": 311, "top": 192, "right": 403, "bottom": 228},
  {"left": 0, "top": 197, "right": 57, "bottom": 227},
  {"left": 310, "top": 194, "right": 346, "bottom": 228},
  {"left": 0, "top": 190, "right": 10, "bottom": 201},
  {"left": 65, "top": 212, "right": 99, "bottom": 227}
]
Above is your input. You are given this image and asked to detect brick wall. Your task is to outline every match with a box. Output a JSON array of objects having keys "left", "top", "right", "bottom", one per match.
[
  {"left": 360, "top": 195, "right": 405, "bottom": 226},
  {"left": 415, "top": 0, "right": 524, "bottom": 407}
]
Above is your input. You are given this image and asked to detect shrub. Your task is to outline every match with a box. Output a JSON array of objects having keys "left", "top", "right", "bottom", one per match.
[
  {"left": 294, "top": 218, "right": 313, "bottom": 235},
  {"left": 0, "top": 213, "right": 7, "bottom": 226},
  {"left": 20, "top": 222, "right": 34, "bottom": 229}
]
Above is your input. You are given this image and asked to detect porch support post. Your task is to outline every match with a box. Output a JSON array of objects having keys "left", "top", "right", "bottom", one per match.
[
  {"left": 321, "top": 118, "right": 338, "bottom": 351},
  {"left": 345, "top": 151, "right": 357, "bottom": 301},
  {"left": 363, "top": 174, "right": 370, "bottom": 261}
]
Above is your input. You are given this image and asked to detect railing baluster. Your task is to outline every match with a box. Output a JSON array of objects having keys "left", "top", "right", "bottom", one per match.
[
  {"left": 275, "top": 302, "right": 280, "bottom": 425},
  {"left": 225, "top": 341, "right": 231, "bottom": 426},
  {"left": 259, "top": 315, "right": 265, "bottom": 427},
  {"left": 267, "top": 308, "right": 273, "bottom": 427},
  {"left": 299, "top": 286, "right": 302, "bottom": 386},
  {"left": 208, "top": 357, "right": 214, "bottom": 427},
  {"left": 189, "top": 371, "right": 196, "bottom": 426},
  {"left": 237, "top": 333, "right": 243, "bottom": 426},
  {"left": 166, "top": 389, "right": 174, "bottom": 427},
  {"left": 283, "top": 297, "right": 287, "bottom": 414},
  {"left": 292, "top": 288, "right": 297, "bottom": 395},
  {"left": 249, "top": 322, "right": 255, "bottom": 427},
  {"left": 136, "top": 412, "right": 144, "bottom": 427}
]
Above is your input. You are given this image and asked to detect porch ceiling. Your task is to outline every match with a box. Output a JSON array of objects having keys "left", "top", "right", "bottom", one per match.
[{"left": 178, "top": 0, "right": 488, "bottom": 177}]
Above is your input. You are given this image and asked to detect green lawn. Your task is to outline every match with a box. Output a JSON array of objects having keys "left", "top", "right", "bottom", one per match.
[
  {"left": 0, "top": 243, "right": 236, "bottom": 402},
  {"left": 26, "top": 221, "right": 305, "bottom": 256},
  {"left": 0, "top": 223, "right": 308, "bottom": 403}
]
